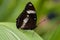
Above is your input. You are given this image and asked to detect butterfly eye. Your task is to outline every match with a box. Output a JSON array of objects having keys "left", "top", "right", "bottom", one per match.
[{"left": 27, "top": 15, "right": 29, "bottom": 17}]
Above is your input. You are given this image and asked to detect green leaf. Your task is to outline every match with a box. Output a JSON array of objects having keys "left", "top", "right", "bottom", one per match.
[{"left": 0, "top": 22, "right": 43, "bottom": 40}]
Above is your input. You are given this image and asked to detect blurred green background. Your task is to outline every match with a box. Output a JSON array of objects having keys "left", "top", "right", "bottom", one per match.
[
  {"left": 0, "top": 0, "right": 60, "bottom": 22},
  {"left": 0, "top": 0, "right": 60, "bottom": 40}
]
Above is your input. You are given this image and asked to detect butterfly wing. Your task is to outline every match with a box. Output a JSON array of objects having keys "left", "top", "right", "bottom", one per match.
[{"left": 16, "top": 2, "right": 37, "bottom": 30}]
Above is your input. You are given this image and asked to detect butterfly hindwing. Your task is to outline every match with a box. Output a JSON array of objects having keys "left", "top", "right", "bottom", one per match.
[{"left": 16, "top": 2, "right": 37, "bottom": 30}]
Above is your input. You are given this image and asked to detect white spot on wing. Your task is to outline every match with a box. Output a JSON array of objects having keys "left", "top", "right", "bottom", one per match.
[
  {"left": 27, "top": 10, "right": 36, "bottom": 14},
  {"left": 29, "top": 4, "right": 32, "bottom": 6},
  {"left": 21, "top": 17, "right": 29, "bottom": 28},
  {"left": 23, "top": 17, "right": 29, "bottom": 23},
  {"left": 34, "top": 18, "right": 36, "bottom": 20},
  {"left": 27, "top": 15, "right": 29, "bottom": 17}
]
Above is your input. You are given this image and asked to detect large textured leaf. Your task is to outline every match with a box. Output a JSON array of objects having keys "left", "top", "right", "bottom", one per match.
[{"left": 0, "top": 22, "right": 43, "bottom": 40}]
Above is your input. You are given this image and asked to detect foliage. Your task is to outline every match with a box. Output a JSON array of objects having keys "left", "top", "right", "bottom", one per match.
[{"left": 0, "top": 0, "right": 60, "bottom": 40}]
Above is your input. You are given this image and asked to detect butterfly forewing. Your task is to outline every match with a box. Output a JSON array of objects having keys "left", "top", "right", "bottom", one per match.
[{"left": 16, "top": 2, "right": 37, "bottom": 30}]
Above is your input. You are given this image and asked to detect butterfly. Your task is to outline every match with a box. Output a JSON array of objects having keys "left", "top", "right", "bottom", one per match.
[{"left": 16, "top": 2, "right": 37, "bottom": 30}]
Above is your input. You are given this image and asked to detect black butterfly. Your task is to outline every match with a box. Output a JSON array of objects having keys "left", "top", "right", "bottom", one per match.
[{"left": 16, "top": 2, "right": 37, "bottom": 30}]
